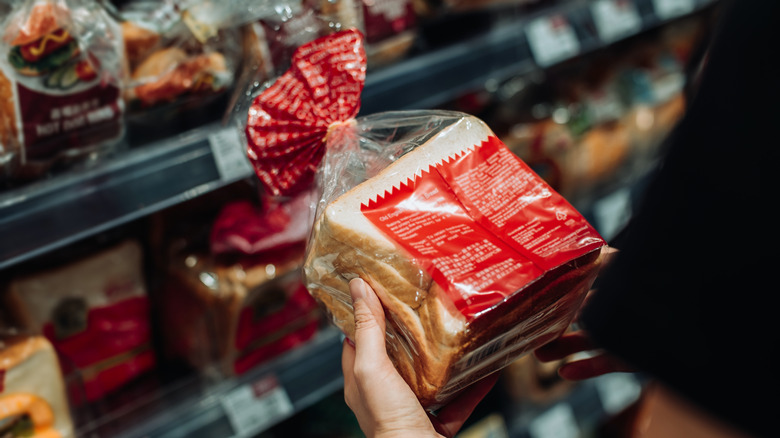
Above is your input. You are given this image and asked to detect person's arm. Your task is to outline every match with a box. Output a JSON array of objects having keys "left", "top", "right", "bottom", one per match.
[{"left": 574, "top": 1, "right": 780, "bottom": 437}]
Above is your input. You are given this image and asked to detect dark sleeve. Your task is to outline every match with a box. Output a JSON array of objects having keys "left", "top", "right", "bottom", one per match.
[{"left": 578, "top": 1, "right": 780, "bottom": 437}]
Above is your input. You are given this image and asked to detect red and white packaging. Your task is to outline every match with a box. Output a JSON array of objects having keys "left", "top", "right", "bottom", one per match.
[
  {"left": 160, "top": 190, "right": 322, "bottom": 377},
  {"left": 243, "top": 30, "right": 607, "bottom": 409},
  {"left": 228, "top": 0, "right": 364, "bottom": 130},
  {"left": 0, "top": 0, "right": 125, "bottom": 181},
  {"left": 2, "top": 240, "right": 155, "bottom": 403}
]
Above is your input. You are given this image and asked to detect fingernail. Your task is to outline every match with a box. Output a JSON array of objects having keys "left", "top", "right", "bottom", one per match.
[
  {"left": 349, "top": 278, "right": 366, "bottom": 302},
  {"left": 344, "top": 337, "right": 355, "bottom": 347}
]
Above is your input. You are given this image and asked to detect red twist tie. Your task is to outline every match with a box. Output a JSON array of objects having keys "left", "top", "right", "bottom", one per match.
[{"left": 245, "top": 29, "right": 366, "bottom": 197}]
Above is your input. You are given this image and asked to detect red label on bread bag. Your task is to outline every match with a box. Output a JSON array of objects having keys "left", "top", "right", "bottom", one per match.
[
  {"left": 42, "top": 296, "right": 154, "bottom": 402},
  {"left": 361, "top": 136, "right": 604, "bottom": 320}
]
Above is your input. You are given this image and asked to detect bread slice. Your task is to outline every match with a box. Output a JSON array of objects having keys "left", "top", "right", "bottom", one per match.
[
  {"left": 305, "top": 114, "right": 605, "bottom": 409},
  {"left": 0, "top": 335, "right": 75, "bottom": 438}
]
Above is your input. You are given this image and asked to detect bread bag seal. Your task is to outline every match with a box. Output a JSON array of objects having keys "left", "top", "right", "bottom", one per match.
[{"left": 243, "top": 29, "right": 607, "bottom": 410}]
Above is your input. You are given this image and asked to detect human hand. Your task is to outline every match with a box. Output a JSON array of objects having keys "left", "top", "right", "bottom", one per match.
[
  {"left": 342, "top": 278, "right": 498, "bottom": 438},
  {"left": 341, "top": 277, "right": 441, "bottom": 438},
  {"left": 533, "top": 330, "right": 635, "bottom": 380},
  {"left": 533, "top": 247, "right": 636, "bottom": 380}
]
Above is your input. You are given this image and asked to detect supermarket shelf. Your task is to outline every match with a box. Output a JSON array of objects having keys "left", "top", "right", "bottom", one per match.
[
  {"left": 505, "top": 372, "right": 647, "bottom": 438},
  {"left": 78, "top": 326, "right": 345, "bottom": 438},
  {"left": 0, "top": 0, "right": 714, "bottom": 270},
  {"left": 0, "top": 123, "right": 245, "bottom": 270},
  {"left": 361, "top": 0, "right": 715, "bottom": 113}
]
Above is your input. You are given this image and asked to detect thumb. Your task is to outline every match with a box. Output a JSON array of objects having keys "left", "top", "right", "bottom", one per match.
[{"left": 349, "top": 278, "right": 388, "bottom": 364}]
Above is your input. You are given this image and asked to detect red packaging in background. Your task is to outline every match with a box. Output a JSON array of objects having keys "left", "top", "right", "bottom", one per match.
[
  {"left": 1, "top": 240, "right": 155, "bottom": 403},
  {"left": 361, "top": 0, "right": 418, "bottom": 67},
  {"left": 0, "top": 0, "right": 125, "bottom": 182},
  {"left": 160, "top": 189, "right": 322, "bottom": 377}
]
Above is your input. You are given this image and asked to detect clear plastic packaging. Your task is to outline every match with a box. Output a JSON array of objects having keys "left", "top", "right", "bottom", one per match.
[
  {"left": 116, "top": 0, "right": 243, "bottom": 142},
  {"left": 158, "top": 190, "right": 322, "bottom": 377},
  {"left": 0, "top": 0, "right": 126, "bottom": 182},
  {"left": 162, "top": 251, "right": 322, "bottom": 377},
  {"left": 360, "top": 0, "right": 418, "bottom": 68},
  {"left": 227, "top": 0, "right": 364, "bottom": 135},
  {"left": 0, "top": 333, "right": 75, "bottom": 438},
  {"left": 243, "top": 30, "right": 607, "bottom": 410},
  {"left": 1, "top": 240, "right": 155, "bottom": 404}
]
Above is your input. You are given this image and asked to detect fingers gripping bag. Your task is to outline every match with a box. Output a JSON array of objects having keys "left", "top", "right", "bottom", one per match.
[
  {"left": 0, "top": 0, "right": 125, "bottom": 181},
  {"left": 244, "top": 29, "right": 608, "bottom": 410}
]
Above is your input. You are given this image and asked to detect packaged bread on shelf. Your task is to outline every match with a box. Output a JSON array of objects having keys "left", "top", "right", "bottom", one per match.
[
  {"left": 242, "top": 29, "right": 607, "bottom": 410},
  {"left": 116, "top": 1, "right": 242, "bottom": 143},
  {"left": 0, "top": 0, "right": 126, "bottom": 182},
  {"left": 1, "top": 240, "right": 156, "bottom": 404},
  {"left": 360, "top": 0, "right": 418, "bottom": 68},
  {"left": 1, "top": 334, "right": 75, "bottom": 438},
  {"left": 159, "top": 190, "right": 322, "bottom": 377}
]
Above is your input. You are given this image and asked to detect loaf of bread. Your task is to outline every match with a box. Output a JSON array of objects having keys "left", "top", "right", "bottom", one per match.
[
  {"left": 3, "top": 240, "right": 155, "bottom": 402},
  {"left": 304, "top": 113, "right": 605, "bottom": 409},
  {"left": 162, "top": 243, "right": 322, "bottom": 376},
  {"left": 0, "top": 335, "right": 75, "bottom": 438}
]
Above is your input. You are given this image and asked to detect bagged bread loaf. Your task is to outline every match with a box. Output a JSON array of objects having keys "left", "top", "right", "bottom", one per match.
[
  {"left": 162, "top": 242, "right": 322, "bottom": 376},
  {"left": 2, "top": 240, "right": 155, "bottom": 403},
  {"left": 0, "top": 335, "right": 75, "bottom": 438},
  {"left": 158, "top": 190, "right": 322, "bottom": 377},
  {"left": 0, "top": 0, "right": 125, "bottom": 182},
  {"left": 243, "top": 29, "right": 607, "bottom": 409}
]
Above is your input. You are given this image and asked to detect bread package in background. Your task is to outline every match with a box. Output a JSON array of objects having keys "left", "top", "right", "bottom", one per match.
[
  {"left": 116, "top": 0, "right": 242, "bottom": 143},
  {"left": 159, "top": 191, "right": 322, "bottom": 377},
  {"left": 0, "top": 0, "right": 125, "bottom": 182},
  {"left": 360, "top": 0, "right": 418, "bottom": 68},
  {"left": 2, "top": 240, "right": 155, "bottom": 403},
  {"left": 243, "top": 30, "right": 607, "bottom": 409},
  {"left": 0, "top": 334, "right": 75, "bottom": 438},
  {"left": 259, "top": 0, "right": 363, "bottom": 75},
  {"left": 162, "top": 249, "right": 322, "bottom": 376}
]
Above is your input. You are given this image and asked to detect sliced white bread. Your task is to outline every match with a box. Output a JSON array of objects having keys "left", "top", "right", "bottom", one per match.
[
  {"left": 0, "top": 336, "right": 75, "bottom": 438},
  {"left": 305, "top": 114, "right": 605, "bottom": 408}
]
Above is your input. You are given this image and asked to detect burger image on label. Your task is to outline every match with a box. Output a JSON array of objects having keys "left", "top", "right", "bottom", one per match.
[
  {"left": 43, "top": 56, "right": 98, "bottom": 90},
  {"left": 4, "top": 2, "right": 80, "bottom": 77}
]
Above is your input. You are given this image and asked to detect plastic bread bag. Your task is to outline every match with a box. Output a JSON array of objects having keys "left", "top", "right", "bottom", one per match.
[
  {"left": 1, "top": 333, "right": 75, "bottom": 438},
  {"left": 114, "top": 0, "right": 243, "bottom": 141},
  {"left": 159, "top": 187, "right": 321, "bottom": 377},
  {"left": 0, "top": 0, "right": 126, "bottom": 182},
  {"left": 243, "top": 30, "right": 608, "bottom": 410},
  {"left": 227, "top": 0, "right": 364, "bottom": 131},
  {"left": 1, "top": 70, "right": 21, "bottom": 182},
  {"left": 360, "top": 0, "right": 418, "bottom": 68},
  {"left": 2, "top": 240, "right": 156, "bottom": 404}
]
